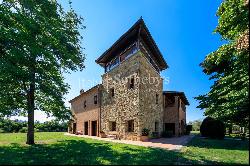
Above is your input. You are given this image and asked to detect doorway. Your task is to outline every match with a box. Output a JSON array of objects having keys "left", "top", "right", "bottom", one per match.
[
  {"left": 84, "top": 121, "right": 88, "bottom": 135},
  {"left": 91, "top": 121, "right": 97, "bottom": 136},
  {"left": 73, "top": 123, "right": 76, "bottom": 134},
  {"left": 164, "top": 123, "right": 175, "bottom": 135}
]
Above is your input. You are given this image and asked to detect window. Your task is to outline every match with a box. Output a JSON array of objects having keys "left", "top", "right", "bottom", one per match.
[
  {"left": 109, "top": 57, "right": 119, "bottom": 70},
  {"left": 105, "top": 57, "right": 120, "bottom": 72},
  {"left": 110, "top": 88, "right": 115, "bottom": 97},
  {"left": 128, "top": 76, "right": 135, "bottom": 89},
  {"left": 124, "top": 44, "right": 137, "bottom": 60},
  {"left": 94, "top": 95, "right": 97, "bottom": 104},
  {"left": 165, "top": 96, "right": 175, "bottom": 107},
  {"left": 155, "top": 122, "right": 159, "bottom": 132},
  {"left": 84, "top": 100, "right": 86, "bottom": 108},
  {"left": 139, "top": 42, "right": 160, "bottom": 73},
  {"left": 110, "top": 121, "right": 116, "bottom": 131},
  {"left": 120, "top": 44, "right": 138, "bottom": 62},
  {"left": 156, "top": 94, "right": 159, "bottom": 104},
  {"left": 127, "top": 120, "right": 134, "bottom": 132}
]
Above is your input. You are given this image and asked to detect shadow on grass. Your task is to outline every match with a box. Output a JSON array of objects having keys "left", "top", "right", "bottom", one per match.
[
  {"left": 0, "top": 139, "right": 247, "bottom": 165},
  {"left": 187, "top": 136, "right": 249, "bottom": 151}
]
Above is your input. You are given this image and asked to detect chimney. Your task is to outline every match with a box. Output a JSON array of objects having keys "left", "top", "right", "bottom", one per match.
[{"left": 80, "top": 89, "right": 84, "bottom": 94}]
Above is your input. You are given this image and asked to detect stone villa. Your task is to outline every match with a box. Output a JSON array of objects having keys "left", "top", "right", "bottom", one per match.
[{"left": 68, "top": 18, "right": 189, "bottom": 140}]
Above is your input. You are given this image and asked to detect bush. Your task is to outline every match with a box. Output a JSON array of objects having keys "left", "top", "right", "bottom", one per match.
[
  {"left": 188, "top": 119, "right": 202, "bottom": 131},
  {"left": 141, "top": 128, "right": 150, "bottom": 136},
  {"left": 19, "top": 127, "right": 28, "bottom": 133},
  {"left": 185, "top": 125, "right": 192, "bottom": 135},
  {"left": 211, "top": 120, "right": 225, "bottom": 139},
  {"left": 200, "top": 117, "right": 214, "bottom": 137},
  {"left": 161, "top": 130, "right": 173, "bottom": 138},
  {"left": 0, "top": 128, "right": 4, "bottom": 133},
  {"left": 200, "top": 117, "right": 225, "bottom": 139},
  {"left": 0, "top": 118, "right": 68, "bottom": 133}
]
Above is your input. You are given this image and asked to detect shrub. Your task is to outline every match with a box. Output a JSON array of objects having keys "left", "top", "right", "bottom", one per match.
[
  {"left": 19, "top": 127, "right": 28, "bottom": 133},
  {"left": 0, "top": 118, "right": 68, "bottom": 133},
  {"left": 211, "top": 120, "right": 225, "bottom": 139},
  {"left": 200, "top": 117, "right": 214, "bottom": 137},
  {"left": 200, "top": 117, "right": 225, "bottom": 139},
  {"left": 142, "top": 128, "right": 150, "bottom": 136},
  {"left": 185, "top": 125, "right": 192, "bottom": 135},
  {"left": 0, "top": 128, "right": 4, "bottom": 133}
]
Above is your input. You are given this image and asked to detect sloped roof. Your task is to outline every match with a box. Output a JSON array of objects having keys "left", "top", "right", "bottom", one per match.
[
  {"left": 95, "top": 18, "right": 168, "bottom": 71},
  {"left": 69, "top": 84, "right": 101, "bottom": 103},
  {"left": 163, "top": 91, "right": 190, "bottom": 105}
]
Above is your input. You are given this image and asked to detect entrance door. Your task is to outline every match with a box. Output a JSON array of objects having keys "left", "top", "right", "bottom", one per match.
[
  {"left": 91, "top": 121, "right": 97, "bottom": 136},
  {"left": 84, "top": 122, "right": 88, "bottom": 135},
  {"left": 164, "top": 123, "right": 175, "bottom": 135},
  {"left": 73, "top": 123, "right": 77, "bottom": 134}
]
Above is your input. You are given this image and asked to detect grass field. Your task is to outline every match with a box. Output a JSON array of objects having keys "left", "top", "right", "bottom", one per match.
[{"left": 0, "top": 132, "right": 248, "bottom": 165}]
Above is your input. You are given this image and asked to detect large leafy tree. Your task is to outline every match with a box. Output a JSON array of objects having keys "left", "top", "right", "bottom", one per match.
[
  {"left": 195, "top": 0, "right": 249, "bottom": 127},
  {"left": 0, "top": 0, "right": 85, "bottom": 144}
]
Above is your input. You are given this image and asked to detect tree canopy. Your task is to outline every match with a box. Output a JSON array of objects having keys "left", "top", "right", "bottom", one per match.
[
  {"left": 0, "top": 0, "right": 85, "bottom": 144},
  {"left": 195, "top": 0, "right": 249, "bottom": 127}
]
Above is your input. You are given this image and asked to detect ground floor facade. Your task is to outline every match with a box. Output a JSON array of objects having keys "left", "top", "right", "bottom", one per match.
[
  {"left": 69, "top": 112, "right": 186, "bottom": 139},
  {"left": 68, "top": 87, "right": 188, "bottom": 140}
]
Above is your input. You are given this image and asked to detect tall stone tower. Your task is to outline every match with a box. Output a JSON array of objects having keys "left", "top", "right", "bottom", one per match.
[{"left": 96, "top": 18, "right": 168, "bottom": 140}]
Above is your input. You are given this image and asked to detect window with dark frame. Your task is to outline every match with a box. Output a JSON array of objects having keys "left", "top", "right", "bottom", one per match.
[
  {"left": 84, "top": 100, "right": 86, "bottom": 108},
  {"left": 127, "top": 120, "right": 134, "bottom": 132},
  {"left": 128, "top": 76, "right": 135, "bottom": 89},
  {"left": 110, "top": 88, "right": 115, "bottom": 97},
  {"left": 94, "top": 95, "right": 97, "bottom": 104},
  {"left": 155, "top": 122, "right": 159, "bottom": 132},
  {"left": 165, "top": 96, "right": 175, "bottom": 107},
  {"left": 156, "top": 94, "right": 159, "bottom": 104},
  {"left": 110, "top": 121, "right": 116, "bottom": 131}
]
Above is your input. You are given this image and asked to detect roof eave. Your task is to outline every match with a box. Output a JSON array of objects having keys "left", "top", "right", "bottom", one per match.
[
  {"left": 96, "top": 18, "right": 143, "bottom": 64},
  {"left": 140, "top": 21, "right": 168, "bottom": 70},
  {"left": 163, "top": 91, "right": 189, "bottom": 105}
]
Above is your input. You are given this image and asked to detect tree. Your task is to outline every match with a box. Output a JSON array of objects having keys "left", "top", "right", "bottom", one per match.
[
  {"left": 195, "top": 0, "right": 249, "bottom": 127},
  {"left": 0, "top": 0, "right": 85, "bottom": 144},
  {"left": 188, "top": 119, "right": 202, "bottom": 131}
]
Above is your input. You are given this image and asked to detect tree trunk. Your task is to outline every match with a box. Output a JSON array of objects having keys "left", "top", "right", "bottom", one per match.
[{"left": 26, "top": 81, "right": 35, "bottom": 145}]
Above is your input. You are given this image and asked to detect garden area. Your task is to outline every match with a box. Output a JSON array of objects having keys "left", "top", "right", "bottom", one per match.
[{"left": 0, "top": 132, "right": 248, "bottom": 165}]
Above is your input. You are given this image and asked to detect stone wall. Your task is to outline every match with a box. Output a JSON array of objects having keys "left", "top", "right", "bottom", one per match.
[
  {"left": 101, "top": 52, "right": 141, "bottom": 140},
  {"left": 138, "top": 52, "right": 164, "bottom": 137},
  {"left": 101, "top": 51, "right": 164, "bottom": 140}
]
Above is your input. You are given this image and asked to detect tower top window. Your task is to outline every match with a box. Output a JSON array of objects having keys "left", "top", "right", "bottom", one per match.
[{"left": 96, "top": 18, "right": 168, "bottom": 72}]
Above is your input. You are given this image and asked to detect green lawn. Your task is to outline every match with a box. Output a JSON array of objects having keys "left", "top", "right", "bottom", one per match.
[
  {"left": 0, "top": 132, "right": 248, "bottom": 165},
  {"left": 191, "top": 130, "right": 200, "bottom": 134}
]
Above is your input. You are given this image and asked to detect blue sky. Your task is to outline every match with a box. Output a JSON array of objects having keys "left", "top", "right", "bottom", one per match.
[{"left": 12, "top": 0, "right": 224, "bottom": 122}]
